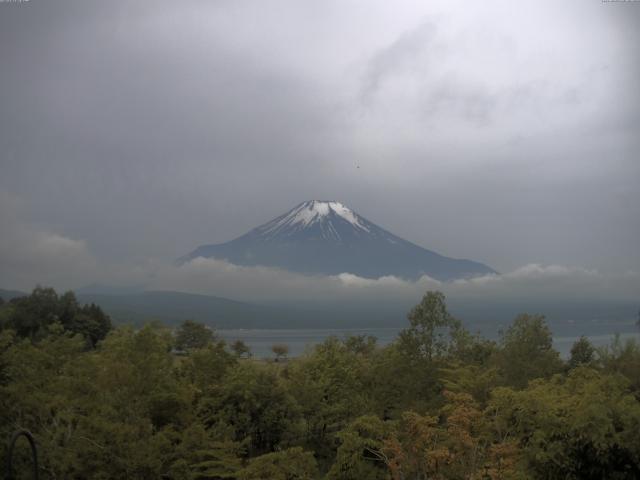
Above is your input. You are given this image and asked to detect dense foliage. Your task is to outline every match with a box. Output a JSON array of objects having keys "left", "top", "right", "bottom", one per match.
[
  {"left": 0, "top": 287, "right": 111, "bottom": 347},
  {"left": 1, "top": 288, "right": 639, "bottom": 479}
]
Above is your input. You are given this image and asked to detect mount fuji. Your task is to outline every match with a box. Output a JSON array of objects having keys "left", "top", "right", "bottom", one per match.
[{"left": 180, "top": 200, "right": 496, "bottom": 281}]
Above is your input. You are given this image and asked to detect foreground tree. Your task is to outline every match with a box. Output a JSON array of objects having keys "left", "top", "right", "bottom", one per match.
[
  {"left": 568, "top": 335, "right": 595, "bottom": 369},
  {"left": 199, "top": 362, "right": 298, "bottom": 455},
  {"left": 597, "top": 335, "right": 640, "bottom": 393},
  {"left": 326, "top": 415, "right": 390, "bottom": 480},
  {"left": 165, "top": 425, "right": 243, "bottom": 479},
  {"left": 0, "top": 287, "right": 111, "bottom": 347},
  {"left": 387, "top": 291, "right": 464, "bottom": 411},
  {"left": 175, "top": 319, "right": 215, "bottom": 351},
  {"left": 2, "top": 287, "right": 639, "bottom": 479},
  {"left": 397, "top": 291, "right": 460, "bottom": 362},
  {"left": 497, "top": 313, "right": 563, "bottom": 388},
  {"left": 231, "top": 339, "right": 252, "bottom": 358},
  {"left": 237, "top": 447, "right": 318, "bottom": 480},
  {"left": 271, "top": 343, "right": 289, "bottom": 361},
  {"left": 488, "top": 368, "right": 640, "bottom": 479},
  {"left": 382, "top": 390, "right": 524, "bottom": 480},
  {"left": 343, "top": 334, "right": 377, "bottom": 356}
]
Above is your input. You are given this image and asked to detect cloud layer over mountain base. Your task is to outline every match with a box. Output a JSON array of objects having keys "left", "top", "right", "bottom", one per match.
[
  {"left": 149, "top": 257, "right": 639, "bottom": 307},
  {"left": 148, "top": 258, "right": 640, "bottom": 332},
  {"left": 1, "top": 195, "right": 638, "bottom": 331}
]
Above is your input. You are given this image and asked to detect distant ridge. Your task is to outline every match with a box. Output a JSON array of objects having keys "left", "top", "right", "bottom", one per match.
[
  {"left": 75, "top": 290, "right": 286, "bottom": 328},
  {"left": 181, "top": 200, "right": 495, "bottom": 281},
  {"left": 0, "top": 288, "right": 27, "bottom": 301},
  {"left": 74, "top": 290, "right": 410, "bottom": 329}
]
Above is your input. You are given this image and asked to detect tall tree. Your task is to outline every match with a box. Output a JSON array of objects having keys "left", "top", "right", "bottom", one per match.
[
  {"left": 568, "top": 335, "right": 595, "bottom": 369},
  {"left": 497, "top": 313, "right": 562, "bottom": 388},
  {"left": 271, "top": 343, "right": 289, "bottom": 361},
  {"left": 175, "top": 319, "right": 215, "bottom": 351},
  {"left": 397, "top": 291, "right": 459, "bottom": 362},
  {"left": 231, "top": 339, "right": 251, "bottom": 358}
]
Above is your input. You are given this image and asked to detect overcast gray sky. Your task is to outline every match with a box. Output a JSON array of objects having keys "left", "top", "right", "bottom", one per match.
[{"left": 1, "top": 0, "right": 639, "bottom": 295}]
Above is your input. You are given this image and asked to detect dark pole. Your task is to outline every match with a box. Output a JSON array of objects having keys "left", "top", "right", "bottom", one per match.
[{"left": 6, "top": 429, "right": 39, "bottom": 480}]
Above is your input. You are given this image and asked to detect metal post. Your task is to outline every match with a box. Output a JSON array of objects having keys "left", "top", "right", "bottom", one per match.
[{"left": 5, "top": 429, "right": 39, "bottom": 480}]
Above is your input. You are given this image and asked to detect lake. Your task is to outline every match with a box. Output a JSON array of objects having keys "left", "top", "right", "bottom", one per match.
[{"left": 218, "top": 327, "right": 640, "bottom": 359}]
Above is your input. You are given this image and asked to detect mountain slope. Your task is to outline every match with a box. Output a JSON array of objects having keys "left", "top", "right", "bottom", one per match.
[{"left": 181, "top": 200, "right": 495, "bottom": 281}]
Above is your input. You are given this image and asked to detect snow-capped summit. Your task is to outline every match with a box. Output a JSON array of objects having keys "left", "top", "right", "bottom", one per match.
[
  {"left": 261, "top": 200, "right": 369, "bottom": 233},
  {"left": 256, "top": 200, "right": 371, "bottom": 241},
  {"left": 180, "top": 200, "right": 496, "bottom": 281}
]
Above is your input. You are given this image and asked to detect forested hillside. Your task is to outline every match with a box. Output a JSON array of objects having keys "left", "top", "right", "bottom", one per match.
[{"left": 1, "top": 288, "right": 639, "bottom": 479}]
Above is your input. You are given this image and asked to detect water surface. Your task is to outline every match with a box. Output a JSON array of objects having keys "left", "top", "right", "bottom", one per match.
[{"left": 218, "top": 327, "right": 640, "bottom": 359}]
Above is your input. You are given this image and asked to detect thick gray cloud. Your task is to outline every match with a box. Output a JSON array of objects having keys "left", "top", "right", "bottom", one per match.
[{"left": 0, "top": 0, "right": 639, "bottom": 295}]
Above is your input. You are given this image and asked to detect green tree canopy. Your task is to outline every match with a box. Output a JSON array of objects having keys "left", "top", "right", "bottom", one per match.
[
  {"left": 199, "top": 362, "right": 298, "bottom": 455},
  {"left": 342, "top": 334, "right": 377, "bottom": 356},
  {"left": 326, "top": 415, "right": 390, "bottom": 480},
  {"left": 487, "top": 368, "right": 640, "bottom": 479},
  {"left": 271, "top": 343, "right": 289, "bottom": 361},
  {"left": 497, "top": 313, "right": 563, "bottom": 388},
  {"left": 237, "top": 447, "right": 318, "bottom": 480},
  {"left": 0, "top": 286, "right": 111, "bottom": 347},
  {"left": 231, "top": 339, "right": 251, "bottom": 358},
  {"left": 175, "top": 319, "right": 215, "bottom": 351},
  {"left": 397, "top": 291, "right": 460, "bottom": 362},
  {"left": 568, "top": 335, "right": 595, "bottom": 369},
  {"left": 1, "top": 288, "right": 638, "bottom": 479}
]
